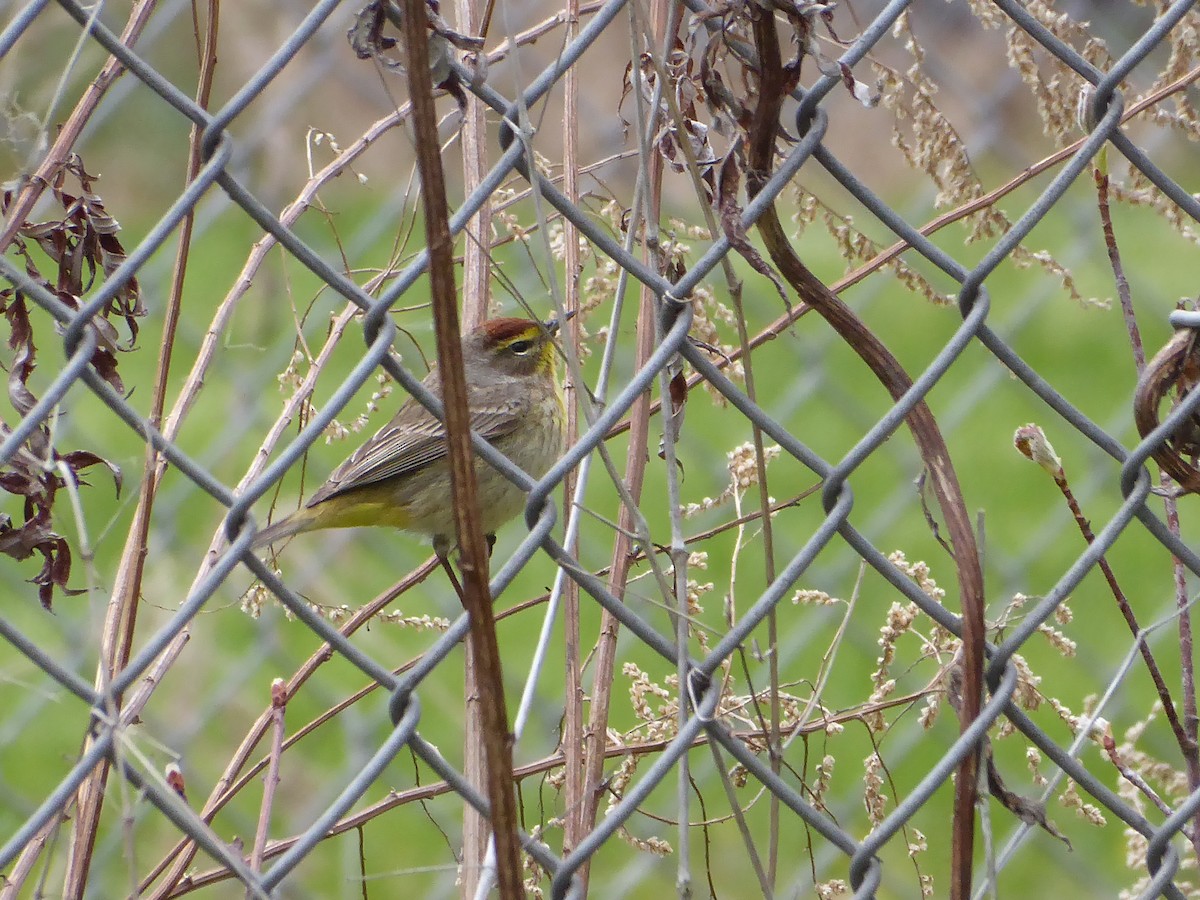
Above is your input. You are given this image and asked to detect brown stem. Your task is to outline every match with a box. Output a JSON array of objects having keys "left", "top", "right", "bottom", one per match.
[
  {"left": 456, "top": 1, "right": 492, "bottom": 334},
  {"left": 399, "top": 3, "right": 523, "bottom": 898},
  {"left": 454, "top": 0, "right": 493, "bottom": 889},
  {"left": 571, "top": 3, "right": 676, "bottom": 894},
  {"left": 249, "top": 679, "right": 287, "bottom": 885},
  {"left": 141, "top": 559, "right": 437, "bottom": 896},
  {"left": 1103, "top": 732, "right": 1189, "bottom": 834},
  {"left": 560, "top": 0, "right": 587, "bottom": 864},
  {"left": 1094, "top": 168, "right": 1142, "bottom": 371},
  {"left": 1096, "top": 164, "right": 1200, "bottom": 860},
  {"left": 744, "top": 17, "right": 984, "bottom": 899},
  {"left": 574, "top": 286, "right": 658, "bottom": 897},
  {"left": 1051, "top": 458, "right": 1194, "bottom": 764},
  {"left": 58, "top": 5, "right": 221, "bottom": 897},
  {"left": 1162, "top": 493, "right": 1200, "bottom": 860}
]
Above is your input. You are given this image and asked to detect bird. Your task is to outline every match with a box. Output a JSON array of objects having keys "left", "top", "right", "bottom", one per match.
[{"left": 249, "top": 316, "right": 567, "bottom": 556}]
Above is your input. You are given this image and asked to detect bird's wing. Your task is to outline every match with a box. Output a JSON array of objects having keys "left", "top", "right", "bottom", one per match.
[{"left": 306, "top": 394, "right": 529, "bottom": 506}]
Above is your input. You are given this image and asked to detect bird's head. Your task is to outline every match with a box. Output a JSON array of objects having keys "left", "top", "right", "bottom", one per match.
[{"left": 469, "top": 316, "right": 566, "bottom": 379}]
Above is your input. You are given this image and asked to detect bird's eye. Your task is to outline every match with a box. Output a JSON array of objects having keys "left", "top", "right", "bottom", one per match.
[{"left": 509, "top": 339, "right": 535, "bottom": 355}]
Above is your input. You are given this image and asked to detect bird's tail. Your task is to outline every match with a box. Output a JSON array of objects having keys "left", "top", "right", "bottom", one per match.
[{"left": 246, "top": 506, "right": 320, "bottom": 550}]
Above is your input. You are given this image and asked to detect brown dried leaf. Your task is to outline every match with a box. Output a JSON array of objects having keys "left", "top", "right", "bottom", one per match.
[
  {"left": 947, "top": 661, "right": 1071, "bottom": 850},
  {"left": 658, "top": 362, "right": 689, "bottom": 466},
  {"left": 984, "top": 743, "right": 1072, "bottom": 851},
  {"left": 0, "top": 156, "right": 138, "bottom": 608},
  {"left": 715, "top": 143, "right": 789, "bottom": 307},
  {"left": 2, "top": 289, "right": 32, "bottom": 351},
  {"left": 43, "top": 157, "right": 143, "bottom": 342},
  {"left": 8, "top": 340, "right": 38, "bottom": 418},
  {"left": 62, "top": 450, "right": 123, "bottom": 497},
  {"left": 347, "top": 0, "right": 476, "bottom": 109},
  {"left": 348, "top": 1, "right": 394, "bottom": 59},
  {"left": 165, "top": 763, "right": 188, "bottom": 801},
  {"left": 87, "top": 345, "right": 124, "bottom": 395},
  {"left": 669, "top": 366, "right": 688, "bottom": 431},
  {"left": 0, "top": 472, "right": 39, "bottom": 496},
  {"left": 3, "top": 293, "right": 38, "bottom": 417}
]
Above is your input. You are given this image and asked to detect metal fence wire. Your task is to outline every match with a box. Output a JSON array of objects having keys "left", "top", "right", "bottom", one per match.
[{"left": 4, "top": 0, "right": 1200, "bottom": 897}]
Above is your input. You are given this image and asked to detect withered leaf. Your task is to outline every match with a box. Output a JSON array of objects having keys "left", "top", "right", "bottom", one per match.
[
  {"left": 87, "top": 345, "right": 125, "bottom": 395},
  {"left": 9, "top": 340, "right": 38, "bottom": 417},
  {"left": 348, "top": 1, "right": 391, "bottom": 59},
  {"left": 347, "top": 0, "right": 477, "bottom": 110},
  {"left": 0, "top": 472, "right": 39, "bottom": 496},
  {"left": 0, "top": 155, "right": 139, "bottom": 609},
  {"left": 4, "top": 290, "right": 32, "bottom": 350},
  {"left": 62, "top": 450, "right": 123, "bottom": 497},
  {"left": 715, "top": 143, "right": 789, "bottom": 306},
  {"left": 669, "top": 365, "right": 688, "bottom": 432},
  {"left": 984, "top": 742, "right": 1072, "bottom": 851},
  {"left": 657, "top": 360, "right": 689, "bottom": 466},
  {"left": 31, "top": 536, "right": 85, "bottom": 611},
  {"left": 946, "top": 661, "right": 1072, "bottom": 851},
  {"left": 0, "top": 506, "right": 53, "bottom": 560}
]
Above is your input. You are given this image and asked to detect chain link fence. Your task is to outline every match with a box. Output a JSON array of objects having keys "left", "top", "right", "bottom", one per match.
[{"left": 3, "top": 0, "right": 1200, "bottom": 897}]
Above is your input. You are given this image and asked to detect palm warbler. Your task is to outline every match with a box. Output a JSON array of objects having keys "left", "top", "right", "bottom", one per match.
[{"left": 250, "top": 316, "right": 567, "bottom": 553}]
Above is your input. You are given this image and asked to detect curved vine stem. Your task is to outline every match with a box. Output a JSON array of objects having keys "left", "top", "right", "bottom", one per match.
[{"left": 743, "top": 14, "right": 986, "bottom": 899}]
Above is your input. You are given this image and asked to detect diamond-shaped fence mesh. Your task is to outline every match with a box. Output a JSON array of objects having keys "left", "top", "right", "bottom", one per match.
[{"left": 3, "top": 0, "right": 1200, "bottom": 897}]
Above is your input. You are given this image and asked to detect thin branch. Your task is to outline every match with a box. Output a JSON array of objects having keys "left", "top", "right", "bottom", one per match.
[
  {"left": 399, "top": 3, "right": 523, "bottom": 898},
  {"left": 164, "top": 693, "right": 934, "bottom": 896},
  {"left": 454, "top": 0, "right": 494, "bottom": 889},
  {"left": 742, "top": 15, "right": 985, "bottom": 899},
  {"left": 560, "top": 0, "right": 587, "bottom": 869},
  {"left": 248, "top": 679, "right": 287, "bottom": 886},
  {"left": 60, "top": 5, "right": 221, "bottom": 896},
  {"left": 1094, "top": 155, "right": 1200, "bottom": 861}
]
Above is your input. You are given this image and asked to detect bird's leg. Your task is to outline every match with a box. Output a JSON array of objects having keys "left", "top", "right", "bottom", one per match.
[
  {"left": 485, "top": 533, "right": 496, "bottom": 558},
  {"left": 433, "top": 534, "right": 466, "bottom": 605}
]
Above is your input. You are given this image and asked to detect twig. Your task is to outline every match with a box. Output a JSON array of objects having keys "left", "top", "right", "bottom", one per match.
[
  {"left": 1094, "top": 156, "right": 1200, "bottom": 861},
  {"left": 58, "top": 5, "right": 222, "bottom": 896},
  {"left": 570, "top": 2, "right": 680, "bottom": 891},
  {"left": 399, "top": 4, "right": 523, "bottom": 899},
  {"left": 631, "top": 23, "right": 788, "bottom": 882},
  {"left": 560, "top": 0, "right": 587, "bottom": 869},
  {"left": 628, "top": 2, "right": 696, "bottom": 889},
  {"left": 1015, "top": 424, "right": 1192, "bottom": 756},
  {"left": 249, "top": 679, "right": 288, "bottom": 887},
  {"left": 1103, "top": 730, "right": 1188, "bottom": 834},
  {"left": 163, "top": 693, "right": 934, "bottom": 896},
  {"left": 743, "top": 14, "right": 984, "bottom": 898},
  {"left": 454, "top": 0, "right": 492, "bottom": 885}
]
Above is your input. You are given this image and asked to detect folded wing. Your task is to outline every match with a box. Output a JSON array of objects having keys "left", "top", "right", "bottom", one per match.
[{"left": 306, "top": 394, "right": 529, "bottom": 506}]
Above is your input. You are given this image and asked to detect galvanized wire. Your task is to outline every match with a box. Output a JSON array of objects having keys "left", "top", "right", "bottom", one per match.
[{"left": 2, "top": 0, "right": 1200, "bottom": 898}]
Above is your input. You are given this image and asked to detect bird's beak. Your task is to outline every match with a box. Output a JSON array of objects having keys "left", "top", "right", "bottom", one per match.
[{"left": 544, "top": 309, "right": 577, "bottom": 334}]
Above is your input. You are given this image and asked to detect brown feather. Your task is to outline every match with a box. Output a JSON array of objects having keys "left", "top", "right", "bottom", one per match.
[{"left": 482, "top": 317, "right": 541, "bottom": 344}]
